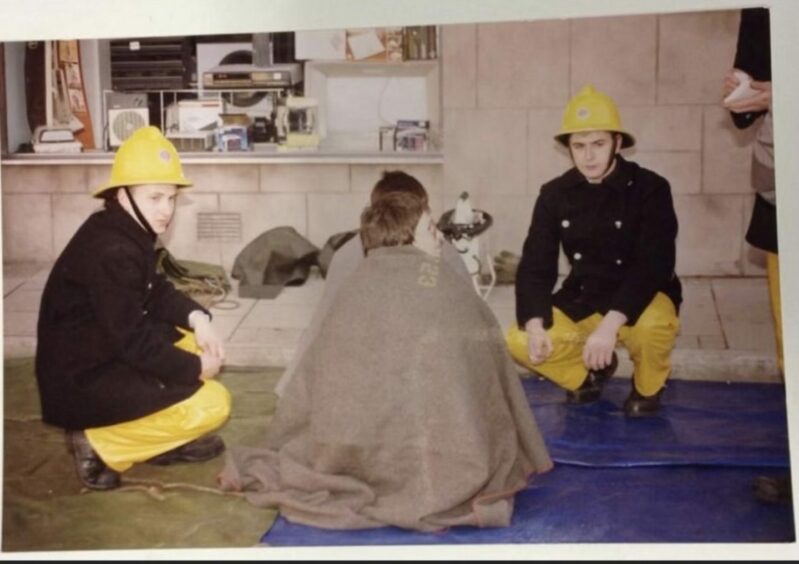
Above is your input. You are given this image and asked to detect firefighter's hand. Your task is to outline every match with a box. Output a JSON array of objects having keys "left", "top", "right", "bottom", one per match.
[
  {"left": 200, "top": 351, "right": 222, "bottom": 381},
  {"left": 582, "top": 311, "right": 626, "bottom": 371},
  {"left": 189, "top": 310, "right": 226, "bottom": 361},
  {"left": 525, "top": 318, "right": 552, "bottom": 365}
]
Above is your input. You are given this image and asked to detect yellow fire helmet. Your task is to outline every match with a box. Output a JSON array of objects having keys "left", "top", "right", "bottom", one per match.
[
  {"left": 93, "top": 126, "right": 192, "bottom": 198},
  {"left": 555, "top": 84, "right": 635, "bottom": 149}
]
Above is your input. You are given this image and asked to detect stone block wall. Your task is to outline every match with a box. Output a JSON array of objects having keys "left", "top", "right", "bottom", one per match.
[
  {"left": 1, "top": 163, "right": 445, "bottom": 271},
  {"left": 441, "top": 9, "right": 766, "bottom": 276},
  {"left": 2, "top": 9, "right": 767, "bottom": 278}
]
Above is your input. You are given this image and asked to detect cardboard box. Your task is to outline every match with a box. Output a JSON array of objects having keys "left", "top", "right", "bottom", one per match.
[
  {"left": 345, "top": 27, "right": 403, "bottom": 62},
  {"left": 165, "top": 99, "right": 225, "bottom": 133},
  {"left": 167, "top": 131, "right": 215, "bottom": 151}
]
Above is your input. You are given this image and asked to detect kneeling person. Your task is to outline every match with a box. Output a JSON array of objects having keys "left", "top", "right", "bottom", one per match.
[
  {"left": 506, "top": 85, "right": 682, "bottom": 417},
  {"left": 219, "top": 192, "right": 552, "bottom": 532},
  {"left": 35, "top": 127, "right": 231, "bottom": 491}
]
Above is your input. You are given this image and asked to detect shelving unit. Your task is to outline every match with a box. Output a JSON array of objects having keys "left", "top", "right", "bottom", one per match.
[
  {"left": 110, "top": 37, "right": 192, "bottom": 91},
  {"left": 101, "top": 56, "right": 443, "bottom": 156},
  {"left": 101, "top": 87, "right": 288, "bottom": 151},
  {"left": 1, "top": 36, "right": 443, "bottom": 158},
  {"left": 303, "top": 59, "right": 441, "bottom": 154}
]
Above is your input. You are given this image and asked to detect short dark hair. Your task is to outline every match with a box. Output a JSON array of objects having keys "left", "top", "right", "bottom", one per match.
[
  {"left": 370, "top": 170, "right": 428, "bottom": 208},
  {"left": 101, "top": 187, "right": 122, "bottom": 208},
  {"left": 566, "top": 131, "right": 622, "bottom": 148},
  {"left": 360, "top": 191, "right": 425, "bottom": 253}
]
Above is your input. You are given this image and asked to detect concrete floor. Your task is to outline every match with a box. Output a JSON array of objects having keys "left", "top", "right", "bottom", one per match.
[{"left": 3, "top": 262, "right": 781, "bottom": 383}]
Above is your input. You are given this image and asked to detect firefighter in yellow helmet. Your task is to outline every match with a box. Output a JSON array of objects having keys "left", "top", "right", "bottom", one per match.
[
  {"left": 36, "top": 126, "right": 231, "bottom": 490},
  {"left": 506, "top": 85, "right": 682, "bottom": 417}
]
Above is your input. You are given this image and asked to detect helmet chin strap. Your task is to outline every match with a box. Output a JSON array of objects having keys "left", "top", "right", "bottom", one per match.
[
  {"left": 123, "top": 187, "right": 158, "bottom": 240},
  {"left": 599, "top": 136, "right": 621, "bottom": 179}
]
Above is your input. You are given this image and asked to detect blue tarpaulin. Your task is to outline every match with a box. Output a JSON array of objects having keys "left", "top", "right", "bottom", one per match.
[
  {"left": 524, "top": 377, "right": 790, "bottom": 468},
  {"left": 261, "top": 378, "right": 794, "bottom": 545}
]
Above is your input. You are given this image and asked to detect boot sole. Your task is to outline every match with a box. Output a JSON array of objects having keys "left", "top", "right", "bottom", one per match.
[
  {"left": 147, "top": 438, "right": 226, "bottom": 466},
  {"left": 147, "top": 451, "right": 224, "bottom": 466},
  {"left": 623, "top": 403, "right": 660, "bottom": 418},
  {"left": 566, "top": 386, "right": 602, "bottom": 404}
]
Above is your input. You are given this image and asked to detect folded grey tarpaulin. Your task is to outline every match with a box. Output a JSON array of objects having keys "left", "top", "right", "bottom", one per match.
[{"left": 232, "top": 226, "right": 320, "bottom": 299}]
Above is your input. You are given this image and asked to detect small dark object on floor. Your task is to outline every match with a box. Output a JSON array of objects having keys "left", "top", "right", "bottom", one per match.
[
  {"left": 754, "top": 474, "right": 793, "bottom": 504},
  {"left": 494, "top": 250, "right": 521, "bottom": 285}
]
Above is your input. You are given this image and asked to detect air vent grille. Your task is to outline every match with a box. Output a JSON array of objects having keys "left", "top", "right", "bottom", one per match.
[{"left": 197, "top": 212, "right": 242, "bottom": 242}]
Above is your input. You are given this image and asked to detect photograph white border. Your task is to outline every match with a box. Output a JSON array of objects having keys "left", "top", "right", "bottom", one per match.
[{"left": 1, "top": 0, "right": 797, "bottom": 560}]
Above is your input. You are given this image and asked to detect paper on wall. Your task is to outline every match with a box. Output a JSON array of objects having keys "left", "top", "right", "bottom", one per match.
[{"left": 295, "top": 29, "right": 346, "bottom": 60}]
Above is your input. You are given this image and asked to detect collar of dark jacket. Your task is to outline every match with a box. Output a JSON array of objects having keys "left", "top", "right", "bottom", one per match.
[
  {"left": 102, "top": 199, "right": 159, "bottom": 251},
  {"left": 561, "top": 154, "right": 636, "bottom": 191}
]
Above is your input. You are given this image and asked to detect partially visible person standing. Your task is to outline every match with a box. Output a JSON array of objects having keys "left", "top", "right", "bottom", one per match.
[
  {"left": 36, "top": 127, "right": 231, "bottom": 491},
  {"left": 723, "top": 7, "right": 790, "bottom": 506},
  {"left": 722, "top": 7, "right": 781, "bottom": 376}
]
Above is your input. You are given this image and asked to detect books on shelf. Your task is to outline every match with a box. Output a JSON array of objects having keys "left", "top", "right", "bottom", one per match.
[
  {"left": 403, "top": 26, "right": 437, "bottom": 60},
  {"left": 295, "top": 26, "right": 437, "bottom": 62}
]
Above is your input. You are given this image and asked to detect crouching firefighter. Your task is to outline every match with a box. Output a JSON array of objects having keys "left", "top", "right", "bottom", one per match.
[
  {"left": 35, "top": 126, "right": 231, "bottom": 490},
  {"left": 506, "top": 85, "right": 682, "bottom": 417}
]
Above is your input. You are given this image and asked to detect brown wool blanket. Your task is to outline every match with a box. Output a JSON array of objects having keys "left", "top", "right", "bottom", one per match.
[{"left": 219, "top": 245, "right": 553, "bottom": 532}]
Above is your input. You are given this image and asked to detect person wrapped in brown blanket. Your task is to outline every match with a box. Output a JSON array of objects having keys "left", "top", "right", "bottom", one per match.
[{"left": 218, "top": 192, "right": 553, "bottom": 532}]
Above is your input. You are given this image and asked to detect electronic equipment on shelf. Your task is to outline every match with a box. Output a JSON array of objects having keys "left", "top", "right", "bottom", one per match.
[{"left": 202, "top": 63, "right": 302, "bottom": 89}]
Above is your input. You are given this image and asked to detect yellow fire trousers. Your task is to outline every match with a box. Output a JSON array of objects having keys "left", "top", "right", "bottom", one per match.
[
  {"left": 767, "top": 252, "right": 784, "bottom": 376},
  {"left": 85, "top": 329, "right": 231, "bottom": 472},
  {"left": 506, "top": 292, "right": 680, "bottom": 397}
]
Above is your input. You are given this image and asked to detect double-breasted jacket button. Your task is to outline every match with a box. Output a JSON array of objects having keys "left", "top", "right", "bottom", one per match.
[
  {"left": 627, "top": 180, "right": 633, "bottom": 186},
  {"left": 561, "top": 219, "right": 570, "bottom": 228},
  {"left": 574, "top": 252, "right": 582, "bottom": 261},
  {"left": 615, "top": 220, "right": 622, "bottom": 229},
  {"left": 616, "top": 259, "right": 623, "bottom": 265},
  {"left": 147, "top": 282, "right": 153, "bottom": 290},
  {"left": 142, "top": 309, "right": 149, "bottom": 316}
]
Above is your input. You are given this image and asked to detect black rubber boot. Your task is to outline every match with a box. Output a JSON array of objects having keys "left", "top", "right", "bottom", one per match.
[
  {"left": 146, "top": 434, "right": 226, "bottom": 466},
  {"left": 68, "top": 431, "right": 121, "bottom": 491},
  {"left": 623, "top": 386, "right": 662, "bottom": 417},
  {"left": 566, "top": 352, "right": 619, "bottom": 404}
]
